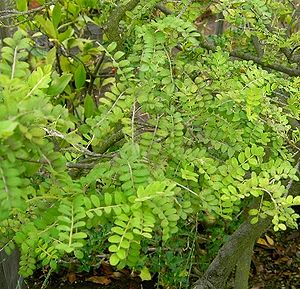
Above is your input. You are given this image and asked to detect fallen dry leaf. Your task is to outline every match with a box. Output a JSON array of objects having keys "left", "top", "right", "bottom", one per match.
[
  {"left": 100, "top": 261, "right": 114, "bottom": 275},
  {"left": 67, "top": 272, "right": 76, "bottom": 284},
  {"left": 29, "top": 0, "right": 42, "bottom": 9},
  {"left": 86, "top": 276, "right": 111, "bottom": 285},
  {"left": 111, "top": 271, "right": 124, "bottom": 279},
  {"left": 265, "top": 234, "right": 274, "bottom": 246},
  {"left": 257, "top": 238, "right": 269, "bottom": 247}
]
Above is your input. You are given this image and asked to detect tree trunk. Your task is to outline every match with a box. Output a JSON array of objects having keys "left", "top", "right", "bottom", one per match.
[
  {"left": 0, "top": 0, "right": 14, "bottom": 40},
  {"left": 234, "top": 243, "right": 253, "bottom": 289},
  {"left": 0, "top": 249, "right": 23, "bottom": 289},
  {"left": 193, "top": 217, "right": 271, "bottom": 289}
]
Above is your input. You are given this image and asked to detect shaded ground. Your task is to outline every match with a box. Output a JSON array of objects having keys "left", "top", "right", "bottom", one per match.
[
  {"left": 24, "top": 263, "right": 156, "bottom": 289},
  {"left": 249, "top": 229, "right": 300, "bottom": 289},
  {"left": 24, "top": 229, "right": 300, "bottom": 289},
  {"left": 25, "top": 278, "right": 143, "bottom": 289}
]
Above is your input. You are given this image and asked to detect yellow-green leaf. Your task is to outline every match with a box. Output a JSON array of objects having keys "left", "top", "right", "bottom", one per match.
[
  {"left": 0, "top": 120, "right": 18, "bottom": 139},
  {"left": 109, "top": 253, "right": 119, "bottom": 266},
  {"left": 139, "top": 266, "right": 151, "bottom": 281}
]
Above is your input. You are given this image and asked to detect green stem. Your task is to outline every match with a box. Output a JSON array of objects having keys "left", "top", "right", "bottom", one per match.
[{"left": 96, "top": 128, "right": 124, "bottom": 154}]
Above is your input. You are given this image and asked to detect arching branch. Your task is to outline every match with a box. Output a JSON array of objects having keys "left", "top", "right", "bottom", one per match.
[{"left": 105, "top": 0, "right": 141, "bottom": 48}]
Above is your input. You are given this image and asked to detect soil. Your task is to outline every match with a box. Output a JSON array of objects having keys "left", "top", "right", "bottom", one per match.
[
  {"left": 25, "top": 278, "right": 143, "bottom": 289},
  {"left": 24, "top": 264, "right": 156, "bottom": 289},
  {"left": 249, "top": 229, "right": 300, "bottom": 289},
  {"left": 24, "top": 229, "right": 300, "bottom": 289}
]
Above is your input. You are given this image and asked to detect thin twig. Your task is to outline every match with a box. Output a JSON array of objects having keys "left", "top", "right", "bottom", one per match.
[
  {"left": 66, "top": 162, "right": 97, "bottom": 169},
  {"left": 155, "top": 3, "right": 173, "bottom": 15},
  {"left": 0, "top": 1, "right": 56, "bottom": 20},
  {"left": 175, "top": 182, "right": 201, "bottom": 198},
  {"left": 201, "top": 40, "right": 300, "bottom": 76},
  {"left": 252, "top": 35, "right": 263, "bottom": 58},
  {"left": 177, "top": 0, "right": 194, "bottom": 18},
  {"left": 87, "top": 52, "right": 105, "bottom": 97}
]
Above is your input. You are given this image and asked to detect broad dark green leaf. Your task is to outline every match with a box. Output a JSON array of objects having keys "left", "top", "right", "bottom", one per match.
[
  {"left": 47, "top": 74, "right": 72, "bottom": 96},
  {"left": 74, "top": 63, "right": 86, "bottom": 89}
]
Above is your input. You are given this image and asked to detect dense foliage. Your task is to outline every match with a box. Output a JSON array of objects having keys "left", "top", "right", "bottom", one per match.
[{"left": 0, "top": 0, "right": 299, "bottom": 287}]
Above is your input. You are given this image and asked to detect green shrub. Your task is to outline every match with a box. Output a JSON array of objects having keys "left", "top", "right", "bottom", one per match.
[{"left": 0, "top": 1, "right": 299, "bottom": 287}]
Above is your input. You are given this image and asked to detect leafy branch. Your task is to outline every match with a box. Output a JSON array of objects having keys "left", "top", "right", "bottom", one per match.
[{"left": 105, "top": 0, "right": 141, "bottom": 47}]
